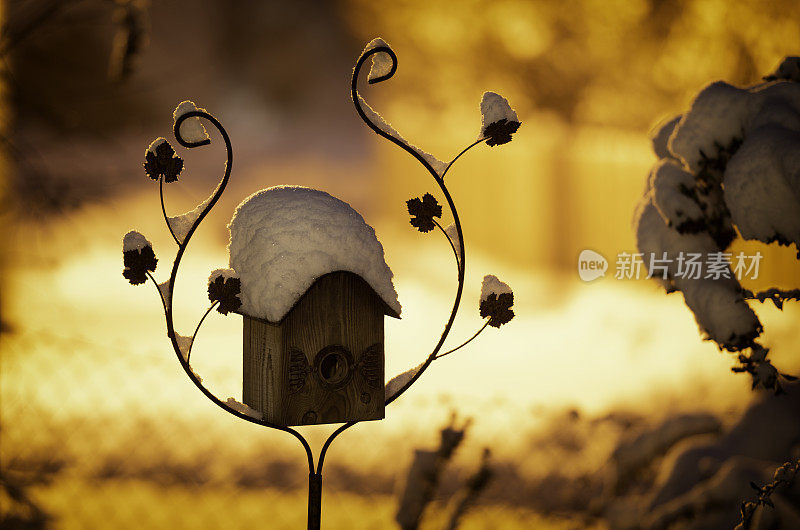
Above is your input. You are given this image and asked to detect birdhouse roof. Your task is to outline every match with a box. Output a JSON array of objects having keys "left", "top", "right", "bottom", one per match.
[{"left": 227, "top": 185, "right": 401, "bottom": 322}]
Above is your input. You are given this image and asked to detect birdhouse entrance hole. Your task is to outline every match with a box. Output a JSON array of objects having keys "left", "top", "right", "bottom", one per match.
[{"left": 316, "top": 346, "right": 352, "bottom": 389}]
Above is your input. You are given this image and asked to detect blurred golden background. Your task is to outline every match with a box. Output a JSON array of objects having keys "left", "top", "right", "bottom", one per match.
[{"left": 2, "top": 0, "right": 800, "bottom": 528}]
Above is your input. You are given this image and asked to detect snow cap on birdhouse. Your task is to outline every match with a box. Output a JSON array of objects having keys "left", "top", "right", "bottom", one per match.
[
  {"left": 227, "top": 185, "right": 401, "bottom": 322},
  {"left": 227, "top": 185, "right": 399, "bottom": 426}
]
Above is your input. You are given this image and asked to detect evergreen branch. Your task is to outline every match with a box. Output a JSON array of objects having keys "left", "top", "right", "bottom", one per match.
[
  {"left": 738, "top": 459, "right": 800, "bottom": 529},
  {"left": 744, "top": 288, "right": 800, "bottom": 310}
]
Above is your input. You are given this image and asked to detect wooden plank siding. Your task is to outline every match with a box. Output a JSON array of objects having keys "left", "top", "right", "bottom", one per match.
[
  {"left": 242, "top": 271, "right": 386, "bottom": 426},
  {"left": 242, "top": 317, "right": 281, "bottom": 420}
]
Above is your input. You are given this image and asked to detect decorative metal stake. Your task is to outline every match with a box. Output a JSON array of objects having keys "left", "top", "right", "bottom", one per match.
[
  {"left": 122, "top": 38, "right": 520, "bottom": 529},
  {"left": 308, "top": 472, "right": 323, "bottom": 528}
]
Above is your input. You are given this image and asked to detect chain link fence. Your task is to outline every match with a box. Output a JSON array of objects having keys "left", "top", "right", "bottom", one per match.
[{"left": 2, "top": 322, "right": 599, "bottom": 529}]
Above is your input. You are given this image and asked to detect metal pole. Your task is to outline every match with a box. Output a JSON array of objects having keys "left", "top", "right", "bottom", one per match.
[{"left": 307, "top": 472, "right": 322, "bottom": 530}]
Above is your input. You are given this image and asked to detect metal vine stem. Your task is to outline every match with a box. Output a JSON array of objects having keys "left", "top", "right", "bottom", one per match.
[
  {"left": 147, "top": 46, "right": 491, "bottom": 529},
  {"left": 152, "top": 110, "right": 315, "bottom": 475},
  {"left": 317, "top": 46, "right": 488, "bottom": 473}
]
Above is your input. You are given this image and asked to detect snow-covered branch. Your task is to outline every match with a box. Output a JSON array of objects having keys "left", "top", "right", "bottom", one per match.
[{"left": 635, "top": 56, "right": 800, "bottom": 385}]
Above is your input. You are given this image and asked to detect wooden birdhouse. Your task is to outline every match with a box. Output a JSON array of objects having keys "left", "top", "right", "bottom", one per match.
[{"left": 228, "top": 186, "right": 402, "bottom": 426}]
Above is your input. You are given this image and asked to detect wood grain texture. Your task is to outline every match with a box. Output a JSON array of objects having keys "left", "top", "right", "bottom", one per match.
[
  {"left": 242, "top": 271, "right": 386, "bottom": 426},
  {"left": 242, "top": 316, "right": 281, "bottom": 420},
  {"left": 281, "top": 272, "right": 385, "bottom": 425}
]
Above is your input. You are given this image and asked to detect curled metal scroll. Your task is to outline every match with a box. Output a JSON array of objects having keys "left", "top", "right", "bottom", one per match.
[{"left": 150, "top": 110, "right": 315, "bottom": 473}]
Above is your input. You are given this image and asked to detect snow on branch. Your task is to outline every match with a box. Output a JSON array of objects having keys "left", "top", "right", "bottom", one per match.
[
  {"left": 724, "top": 126, "right": 800, "bottom": 246},
  {"left": 744, "top": 288, "right": 800, "bottom": 310},
  {"left": 681, "top": 278, "right": 762, "bottom": 351},
  {"left": 176, "top": 334, "right": 193, "bottom": 361},
  {"left": 157, "top": 279, "right": 171, "bottom": 308},
  {"left": 385, "top": 363, "right": 423, "bottom": 401},
  {"left": 634, "top": 192, "right": 761, "bottom": 349},
  {"left": 668, "top": 82, "right": 751, "bottom": 173},
  {"left": 357, "top": 94, "right": 448, "bottom": 176},
  {"left": 167, "top": 193, "right": 213, "bottom": 245},
  {"left": 174, "top": 333, "right": 203, "bottom": 383},
  {"left": 649, "top": 159, "right": 704, "bottom": 232},
  {"left": 636, "top": 55, "right": 800, "bottom": 382},
  {"left": 650, "top": 115, "right": 681, "bottom": 161},
  {"left": 444, "top": 223, "right": 461, "bottom": 263},
  {"left": 738, "top": 459, "right": 800, "bottom": 528}
]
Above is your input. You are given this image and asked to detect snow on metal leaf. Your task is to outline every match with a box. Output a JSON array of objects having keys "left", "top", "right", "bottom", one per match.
[
  {"left": 122, "top": 231, "right": 157, "bottom": 285},
  {"left": 479, "top": 92, "right": 521, "bottom": 147},
  {"left": 479, "top": 275, "right": 514, "bottom": 327},
  {"left": 207, "top": 271, "right": 242, "bottom": 315}
]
